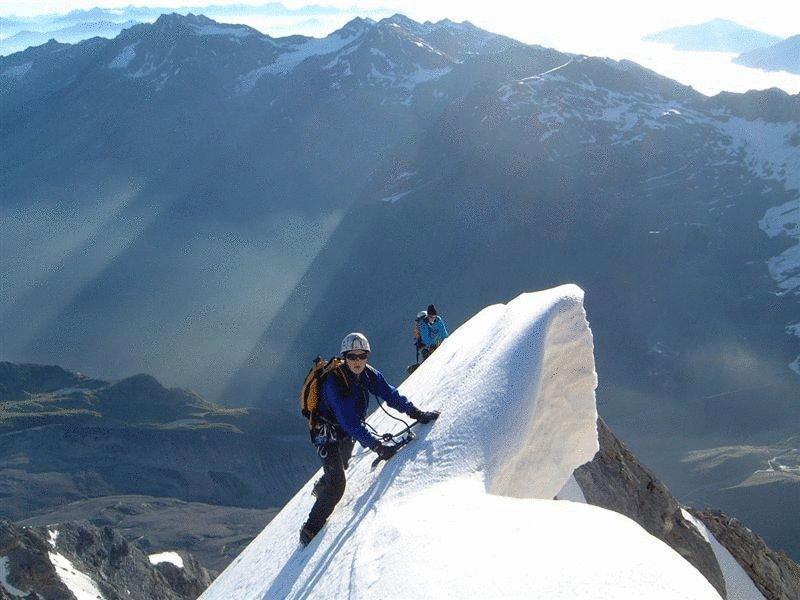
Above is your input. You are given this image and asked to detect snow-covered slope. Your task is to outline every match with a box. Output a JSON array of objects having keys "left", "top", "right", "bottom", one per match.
[{"left": 202, "top": 285, "right": 721, "bottom": 599}]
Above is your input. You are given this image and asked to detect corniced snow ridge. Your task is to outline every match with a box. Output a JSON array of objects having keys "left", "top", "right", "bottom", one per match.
[{"left": 201, "top": 285, "right": 722, "bottom": 600}]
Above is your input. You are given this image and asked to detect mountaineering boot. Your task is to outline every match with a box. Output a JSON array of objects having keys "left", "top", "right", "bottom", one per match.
[{"left": 299, "top": 522, "right": 320, "bottom": 546}]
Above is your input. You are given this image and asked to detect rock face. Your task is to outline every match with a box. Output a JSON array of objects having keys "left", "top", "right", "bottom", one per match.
[
  {"left": 0, "top": 520, "right": 214, "bottom": 599},
  {"left": 692, "top": 509, "right": 800, "bottom": 600},
  {"left": 18, "top": 495, "right": 278, "bottom": 573},
  {"left": 572, "top": 419, "right": 800, "bottom": 599},
  {"left": 573, "top": 418, "right": 727, "bottom": 596}
]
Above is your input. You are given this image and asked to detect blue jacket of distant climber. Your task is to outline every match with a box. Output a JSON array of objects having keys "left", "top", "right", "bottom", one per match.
[
  {"left": 420, "top": 315, "right": 449, "bottom": 347},
  {"left": 320, "top": 365, "right": 415, "bottom": 449}
]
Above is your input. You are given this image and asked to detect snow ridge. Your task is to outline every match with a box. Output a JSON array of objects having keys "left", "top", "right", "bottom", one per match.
[{"left": 201, "top": 286, "right": 721, "bottom": 600}]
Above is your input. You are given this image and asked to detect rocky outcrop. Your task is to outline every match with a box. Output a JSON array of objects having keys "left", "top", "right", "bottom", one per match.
[
  {"left": 19, "top": 495, "right": 278, "bottom": 572},
  {"left": 692, "top": 509, "right": 800, "bottom": 600},
  {"left": 573, "top": 418, "right": 727, "bottom": 596},
  {"left": 0, "top": 520, "right": 213, "bottom": 599},
  {"left": 571, "top": 418, "right": 800, "bottom": 600}
]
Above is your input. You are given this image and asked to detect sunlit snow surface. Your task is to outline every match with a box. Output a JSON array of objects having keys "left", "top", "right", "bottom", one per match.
[
  {"left": 48, "top": 551, "right": 105, "bottom": 600},
  {"left": 202, "top": 285, "right": 721, "bottom": 599},
  {"left": 149, "top": 552, "right": 185, "bottom": 569}
]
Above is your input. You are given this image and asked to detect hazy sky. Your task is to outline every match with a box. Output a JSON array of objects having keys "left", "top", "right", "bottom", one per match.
[
  {"left": 3, "top": 1, "right": 799, "bottom": 94},
  {"left": 4, "top": 0, "right": 798, "bottom": 38}
]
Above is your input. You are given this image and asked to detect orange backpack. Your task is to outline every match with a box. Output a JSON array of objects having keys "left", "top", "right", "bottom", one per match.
[{"left": 299, "top": 356, "right": 345, "bottom": 429}]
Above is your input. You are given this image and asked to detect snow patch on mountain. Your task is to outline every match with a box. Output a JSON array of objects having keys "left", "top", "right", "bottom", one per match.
[
  {"left": 681, "top": 509, "right": 765, "bottom": 599},
  {"left": 404, "top": 64, "right": 452, "bottom": 88},
  {"left": 720, "top": 119, "right": 800, "bottom": 294},
  {"left": 48, "top": 550, "right": 106, "bottom": 600},
  {"left": 378, "top": 170, "right": 420, "bottom": 202},
  {"left": 714, "top": 117, "right": 800, "bottom": 372},
  {"left": 239, "top": 22, "right": 369, "bottom": 90},
  {"left": 495, "top": 67, "right": 709, "bottom": 148},
  {"left": 108, "top": 42, "right": 138, "bottom": 69},
  {"left": 380, "top": 190, "right": 413, "bottom": 203},
  {"left": 149, "top": 552, "right": 184, "bottom": 569},
  {"left": 367, "top": 63, "right": 451, "bottom": 100},
  {"left": 788, "top": 322, "right": 800, "bottom": 375},
  {"left": 758, "top": 197, "right": 800, "bottom": 297},
  {"left": 322, "top": 38, "right": 366, "bottom": 70},
  {"left": 490, "top": 64, "right": 799, "bottom": 371}
]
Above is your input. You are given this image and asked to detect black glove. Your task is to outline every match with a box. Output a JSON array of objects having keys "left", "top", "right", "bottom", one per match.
[
  {"left": 373, "top": 443, "right": 398, "bottom": 461},
  {"left": 409, "top": 408, "right": 440, "bottom": 424}
]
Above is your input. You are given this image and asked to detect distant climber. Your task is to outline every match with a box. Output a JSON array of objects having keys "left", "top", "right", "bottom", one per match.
[
  {"left": 299, "top": 332, "right": 439, "bottom": 547},
  {"left": 419, "top": 304, "right": 449, "bottom": 360},
  {"left": 406, "top": 309, "right": 428, "bottom": 373}
]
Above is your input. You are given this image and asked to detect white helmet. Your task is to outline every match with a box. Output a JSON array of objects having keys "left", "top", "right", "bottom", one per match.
[
  {"left": 416, "top": 310, "right": 427, "bottom": 319},
  {"left": 341, "top": 332, "right": 371, "bottom": 354}
]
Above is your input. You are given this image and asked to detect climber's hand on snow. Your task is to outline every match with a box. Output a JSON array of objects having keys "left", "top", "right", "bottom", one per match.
[
  {"left": 374, "top": 443, "right": 398, "bottom": 461},
  {"left": 410, "top": 409, "right": 440, "bottom": 424}
]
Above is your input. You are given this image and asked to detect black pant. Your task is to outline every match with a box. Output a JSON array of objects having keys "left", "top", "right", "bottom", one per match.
[{"left": 304, "top": 436, "right": 356, "bottom": 534}]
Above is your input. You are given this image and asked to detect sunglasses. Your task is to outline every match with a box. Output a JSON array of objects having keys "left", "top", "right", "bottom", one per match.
[{"left": 345, "top": 352, "right": 369, "bottom": 361}]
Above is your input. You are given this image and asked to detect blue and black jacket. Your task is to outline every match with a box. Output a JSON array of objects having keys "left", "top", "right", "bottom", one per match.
[
  {"left": 319, "top": 364, "right": 416, "bottom": 449},
  {"left": 420, "top": 315, "right": 449, "bottom": 347}
]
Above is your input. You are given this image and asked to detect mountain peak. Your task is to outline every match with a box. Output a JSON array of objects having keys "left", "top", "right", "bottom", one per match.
[
  {"left": 336, "top": 16, "right": 375, "bottom": 35},
  {"left": 119, "top": 12, "right": 261, "bottom": 46},
  {"left": 153, "top": 12, "right": 203, "bottom": 27},
  {"left": 381, "top": 13, "right": 420, "bottom": 28},
  {"left": 707, "top": 17, "right": 742, "bottom": 26}
]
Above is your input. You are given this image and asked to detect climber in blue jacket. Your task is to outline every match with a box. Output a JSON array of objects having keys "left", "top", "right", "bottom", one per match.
[
  {"left": 419, "top": 304, "right": 449, "bottom": 360},
  {"left": 300, "top": 332, "right": 439, "bottom": 546}
]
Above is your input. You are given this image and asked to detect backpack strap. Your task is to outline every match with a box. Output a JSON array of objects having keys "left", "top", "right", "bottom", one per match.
[{"left": 330, "top": 363, "right": 349, "bottom": 392}]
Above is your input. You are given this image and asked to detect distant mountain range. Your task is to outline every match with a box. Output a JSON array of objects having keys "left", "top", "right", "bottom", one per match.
[
  {"left": 643, "top": 18, "right": 783, "bottom": 52},
  {"left": 1, "top": 13, "right": 799, "bottom": 561},
  {"left": 0, "top": 3, "right": 390, "bottom": 55},
  {"left": 642, "top": 18, "right": 800, "bottom": 75},
  {"left": 735, "top": 34, "right": 800, "bottom": 74},
  {"left": 0, "top": 19, "right": 139, "bottom": 55}
]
